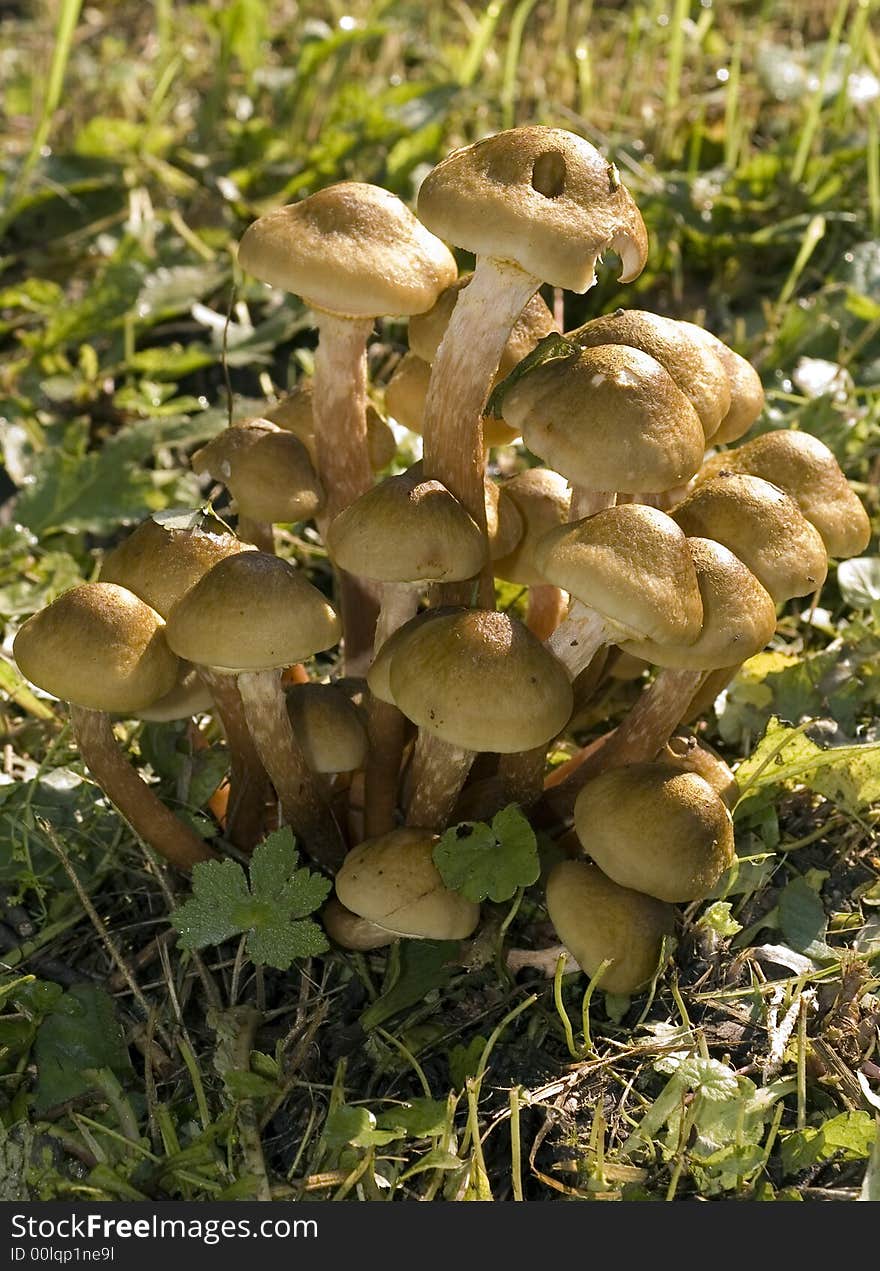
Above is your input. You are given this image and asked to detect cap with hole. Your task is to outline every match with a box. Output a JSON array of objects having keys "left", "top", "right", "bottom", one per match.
[
  {"left": 418, "top": 127, "right": 648, "bottom": 291},
  {"left": 574, "top": 763, "right": 735, "bottom": 902}
]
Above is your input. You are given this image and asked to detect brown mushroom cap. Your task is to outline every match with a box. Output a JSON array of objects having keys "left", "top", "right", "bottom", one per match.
[
  {"left": 672, "top": 473, "right": 828, "bottom": 602},
  {"left": 326, "top": 473, "right": 486, "bottom": 583},
  {"left": 192, "top": 421, "right": 324, "bottom": 525},
  {"left": 238, "top": 182, "right": 457, "bottom": 318},
  {"left": 574, "top": 764, "right": 735, "bottom": 902},
  {"left": 696, "top": 431, "right": 871, "bottom": 559},
  {"left": 14, "top": 583, "right": 178, "bottom": 714},
  {"left": 322, "top": 897, "right": 397, "bottom": 950},
  {"left": 366, "top": 607, "right": 458, "bottom": 705},
  {"left": 165, "top": 552, "right": 341, "bottom": 673},
  {"left": 418, "top": 126, "right": 648, "bottom": 290},
  {"left": 387, "top": 609, "right": 573, "bottom": 752},
  {"left": 545, "top": 860, "right": 673, "bottom": 995},
  {"left": 493, "top": 468, "right": 571, "bottom": 587},
  {"left": 134, "top": 662, "right": 214, "bottom": 722},
  {"left": 334, "top": 827, "right": 480, "bottom": 939},
  {"left": 264, "top": 383, "right": 395, "bottom": 472},
  {"left": 533, "top": 504, "right": 703, "bottom": 645},
  {"left": 501, "top": 344, "right": 705, "bottom": 492},
  {"left": 408, "top": 274, "right": 557, "bottom": 376},
  {"left": 570, "top": 309, "right": 731, "bottom": 440},
  {"left": 384, "top": 351, "right": 521, "bottom": 448},
  {"left": 485, "top": 478, "right": 525, "bottom": 560},
  {"left": 677, "top": 323, "right": 765, "bottom": 445},
  {"left": 99, "top": 509, "right": 250, "bottom": 620},
  {"left": 620, "top": 537, "right": 777, "bottom": 669},
  {"left": 285, "top": 682, "right": 368, "bottom": 773}
]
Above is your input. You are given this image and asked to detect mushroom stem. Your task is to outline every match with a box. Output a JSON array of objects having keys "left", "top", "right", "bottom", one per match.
[
  {"left": 236, "top": 515, "right": 274, "bottom": 554},
  {"left": 546, "top": 603, "right": 609, "bottom": 679},
  {"left": 312, "top": 311, "right": 381, "bottom": 673},
  {"left": 569, "top": 488, "right": 616, "bottom": 520},
  {"left": 236, "top": 669, "right": 346, "bottom": 870},
  {"left": 497, "top": 745, "right": 547, "bottom": 809},
  {"left": 198, "top": 669, "right": 270, "bottom": 852},
  {"left": 525, "top": 583, "right": 568, "bottom": 641},
  {"left": 421, "top": 255, "right": 541, "bottom": 608},
  {"left": 363, "top": 582, "right": 420, "bottom": 839},
  {"left": 405, "top": 732, "right": 475, "bottom": 830},
  {"left": 682, "top": 664, "right": 735, "bottom": 722},
  {"left": 70, "top": 705, "right": 215, "bottom": 871}
]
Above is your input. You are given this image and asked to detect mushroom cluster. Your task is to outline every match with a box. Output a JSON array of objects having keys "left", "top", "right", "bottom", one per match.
[{"left": 12, "top": 126, "right": 871, "bottom": 992}]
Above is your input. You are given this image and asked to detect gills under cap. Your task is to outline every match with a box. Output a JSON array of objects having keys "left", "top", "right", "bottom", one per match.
[
  {"left": 14, "top": 582, "right": 178, "bottom": 714},
  {"left": 418, "top": 126, "right": 648, "bottom": 291},
  {"left": 238, "top": 182, "right": 457, "bottom": 319}
]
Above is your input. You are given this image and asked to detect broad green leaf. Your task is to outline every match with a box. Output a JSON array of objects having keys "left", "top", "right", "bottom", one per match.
[
  {"left": 448, "top": 1035, "right": 488, "bottom": 1091},
  {"left": 360, "top": 940, "right": 459, "bottom": 1031},
  {"left": 246, "top": 916, "right": 327, "bottom": 967},
  {"left": 735, "top": 717, "right": 880, "bottom": 815},
  {"left": 375, "top": 1098, "right": 448, "bottom": 1139},
  {"left": 33, "top": 985, "right": 132, "bottom": 1114},
  {"left": 433, "top": 804, "right": 540, "bottom": 903},
  {"left": 778, "top": 877, "right": 827, "bottom": 953},
  {"left": 323, "top": 1105, "right": 396, "bottom": 1149},
  {"left": 781, "top": 1111, "right": 877, "bottom": 1176}
]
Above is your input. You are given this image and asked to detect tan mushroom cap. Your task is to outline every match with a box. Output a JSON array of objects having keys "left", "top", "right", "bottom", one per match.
[
  {"left": 322, "top": 897, "right": 397, "bottom": 950},
  {"left": 134, "top": 662, "right": 214, "bottom": 722},
  {"left": 570, "top": 310, "right": 731, "bottom": 440},
  {"left": 574, "top": 764, "right": 735, "bottom": 903},
  {"left": 335, "top": 827, "right": 480, "bottom": 939},
  {"left": 388, "top": 609, "right": 573, "bottom": 752},
  {"left": 545, "top": 861, "right": 673, "bottom": 995},
  {"left": 265, "top": 383, "right": 395, "bottom": 472},
  {"left": 658, "top": 736, "right": 740, "bottom": 810},
  {"left": 165, "top": 552, "right": 341, "bottom": 673},
  {"left": 677, "top": 323, "right": 764, "bottom": 444},
  {"left": 502, "top": 345, "right": 706, "bottom": 492},
  {"left": 697, "top": 431, "right": 871, "bottom": 559},
  {"left": 672, "top": 473, "right": 828, "bottom": 602},
  {"left": 192, "top": 421, "right": 324, "bottom": 525},
  {"left": 326, "top": 473, "right": 486, "bottom": 583},
  {"left": 533, "top": 504, "right": 703, "bottom": 645},
  {"left": 285, "top": 682, "right": 367, "bottom": 773},
  {"left": 385, "top": 351, "right": 521, "bottom": 448},
  {"left": 418, "top": 126, "right": 648, "bottom": 291},
  {"left": 14, "top": 583, "right": 178, "bottom": 714},
  {"left": 408, "top": 274, "right": 557, "bottom": 376},
  {"left": 99, "top": 508, "right": 250, "bottom": 620},
  {"left": 238, "top": 182, "right": 457, "bottom": 319},
  {"left": 485, "top": 478, "right": 525, "bottom": 560},
  {"left": 620, "top": 537, "right": 777, "bottom": 670},
  {"left": 493, "top": 468, "right": 571, "bottom": 587}
]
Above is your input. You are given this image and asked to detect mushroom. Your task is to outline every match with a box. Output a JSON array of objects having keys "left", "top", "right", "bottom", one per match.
[
  {"left": 657, "top": 735, "right": 740, "bottom": 810},
  {"left": 676, "top": 322, "right": 765, "bottom": 445},
  {"left": 264, "top": 382, "right": 396, "bottom": 473},
  {"left": 285, "top": 681, "right": 368, "bottom": 779},
  {"left": 191, "top": 419, "right": 324, "bottom": 552},
  {"left": 133, "top": 662, "right": 214, "bottom": 722},
  {"left": 322, "top": 897, "right": 397, "bottom": 950},
  {"left": 416, "top": 126, "right": 648, "bottom": 602},
  {"left": 573, "top": 764, "right": 735, "bottom": 902},
  {"left": 384, "top": 350, "right": 523, "bottom": 449},
  {"left": 492, "top": 467, "right": 572, "bottom": 640},
  {"left": 238, "top": 182, "right": 457, "bottom": 668},
  {"left": 545, "top": 861, "right": 673, "bottom": 995},
  {"left": 334, "top": 827, "right": 480, "bottom": 939},
  {"left": 13, "top": 583, "right": 213, "bottom": 871},
  {"left": 165, "top": 552, "right": 345, "bottom": 869},
  {"left": 382, "top": 608, "right": 573, "bottom": 829}
]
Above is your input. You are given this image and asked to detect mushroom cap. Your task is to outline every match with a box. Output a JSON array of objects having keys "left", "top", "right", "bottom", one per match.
[
  {"left": 265, "top": 383, "right": 395, "bottom": 472},
  {"left": 387, "top": 609, "right": 573, "bottom": 752},
  {"left": 99, "top": 508, "right": 250, "bottom": 619},
  {"left": 533, "top": 504, "right": 703, "bottom": 645},
  {"left": 165, "top": 552, "right": 341, "bottom": 672},
  {"left": 418, "top": 126, "right": 648, "bottom": 291},
  {"left": 677, "top": 322, "right": 764, "bottom": 444},
  {"left": 384, "top": 351, "right": 520, "bottom": 447},
  {"left": 493, "top": 467, "right": 571, "bottom": 587},
  {"left": 322, "top": 897, "right": 397, "bottom": 950},
  {"left": 570, "top": 310, "right": 731, "bottom": 440},
  {"left": 238, "top": 182, "right": 457, "bottom": 318},
  {"left": 574, "top": 764, "right": 735, "bottom": 902},
  {"left": 192, "top": 421, "right": 324, "bottom": 524},
  {"left": 285, "top": 682, "right": 367, "bottom": 773},
  {"left": 485, "top": 478, "right": 525, "bottom": 560},
  {"left": 699, "top": 431, "right": 871, "bottom": 559},
  {"left": 13, "top": 583, "right": 178, "bottom": 714},
  {"left": 658, "top": 735, "right": 740, "bottom": 810},
  {"left": 134, "top": 662, "right": 214, "bottom": 722},
  {"left": 326, "top": 473, "right": 486, "bottom": 583},
  {"left": 334, "top": 827, "right": 480, "bottom": 939},
  {"left": 545, "top": 860, "right": 673, "bottom": 995},
  {"left": 672, "top": 473, "right": 828, "bottom": 602},
  {"left": 502, "top": 344, "right": 705, "bottom": 492},
  {"left": 620, "top": 537, "right": 777, "bottom": 669},
  {"left": 408, "top": 274, "right": 557, "bottom": 377},
  {"left": 366, "top": 607, "right": 457, "bottom": 704}
]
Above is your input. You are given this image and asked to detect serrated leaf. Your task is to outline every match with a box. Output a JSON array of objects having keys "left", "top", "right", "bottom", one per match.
[
  {"left": 433, "top": 804, "right": 539, "bottom": 903},
  {"left": 696, "top": 901, "right": 743, "bottom": 938},
  {"left": 735, "top": 717, "right": 880, "bottom": 815},
  {"left": 246, "top": 917, "right": 327, "bottom": 969},
  {"left": 33, "top": 985, "right": 132, "bottom": 1114}
]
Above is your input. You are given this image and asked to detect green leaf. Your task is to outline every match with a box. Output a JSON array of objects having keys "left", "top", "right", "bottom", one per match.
[
  {"left": 448, "top": 1035, "right": 488, "bottom": 1091},
  {"left": 781, "top": 1112, "right": 877, "bottom": 1176},
  {"left": 778, "top": 877, "right": 827, "bottom": 953},
  {"left": 171, "top": 830, "right": 330, "bottom": 970},
  {"left": 33, "top": 985, "right": 132, "bottom": 1114},
  {"left": 433, "top": 804, "right": 540, "bottom": 903},
  {"left": 484, "top": 333, "right": 579, "bottom": 418},
  {"left": 696, "top": 901, "right": 743, "bottom": 938},
  {"left": 360, "top": 940, "right": 459, "bottom": 1031},
  {"left": 323, "top": 1105, "right": 396, "bottom": 1150},
  {"left": 735, "top": 717, "right": 880, "bottom": 816},
  {"left": 375, "top": 1098, "right": 448, "bottom": 1139}
]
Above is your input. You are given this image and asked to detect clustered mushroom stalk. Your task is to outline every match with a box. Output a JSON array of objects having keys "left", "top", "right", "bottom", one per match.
[
  {"left": 405, "top": 732, "right": 477, "bottom": 830},
  {"left": 196, "top": 668, "right": 271, "bottom": 851},
  {"left": 362, "top": 583, "right": 420, "bottom": 839}
]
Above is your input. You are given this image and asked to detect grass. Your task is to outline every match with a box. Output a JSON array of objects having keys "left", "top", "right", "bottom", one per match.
[{"left": 0, "top": 0, "right": 879, "bottom": 1202}]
